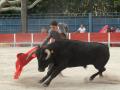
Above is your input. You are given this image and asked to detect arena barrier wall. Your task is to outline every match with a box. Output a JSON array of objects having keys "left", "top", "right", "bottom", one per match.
[{"left": 0, "top": 33, "right": 120, "bottom": 47}]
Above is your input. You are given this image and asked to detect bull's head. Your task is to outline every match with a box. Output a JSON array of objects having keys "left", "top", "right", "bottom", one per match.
[{"left": 36, "top": 47, "right": 53, "bottom": 72}]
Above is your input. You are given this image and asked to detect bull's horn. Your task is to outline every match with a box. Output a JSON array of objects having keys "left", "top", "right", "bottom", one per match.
[{"left": 45, "top": 49, "right": 51, "bottom": 60}]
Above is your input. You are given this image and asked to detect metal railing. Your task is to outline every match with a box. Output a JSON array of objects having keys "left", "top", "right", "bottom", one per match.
[{"left": 0, "top": 13, "right": 120, "bottom": 33}]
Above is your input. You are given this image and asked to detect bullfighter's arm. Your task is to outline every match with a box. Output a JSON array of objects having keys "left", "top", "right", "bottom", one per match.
[{"left": 41, "top": 35, "right": 51, "bottom": 47}]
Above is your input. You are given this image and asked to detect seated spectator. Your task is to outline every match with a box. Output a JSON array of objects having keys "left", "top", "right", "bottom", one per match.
[
  {"left": 110, "top": 26, "right": 116, "bottom": 32},
  {"left": 77, "top": 24, "right": 86, "bottom": 33},
  {"left": 107, "top": 26, "right": 116, "bottom": 33}
]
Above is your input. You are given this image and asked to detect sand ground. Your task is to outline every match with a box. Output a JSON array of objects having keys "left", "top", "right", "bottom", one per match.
[{"left": 0, "top": 47, "right": 120, "bottom": 90}]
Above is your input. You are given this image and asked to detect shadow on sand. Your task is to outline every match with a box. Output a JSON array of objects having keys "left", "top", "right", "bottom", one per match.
[{"left": 14, "top": 74, "right": 120, "bottom": 89}]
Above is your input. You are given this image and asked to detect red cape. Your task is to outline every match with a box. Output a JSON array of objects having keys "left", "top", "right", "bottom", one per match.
[{"left": 14, "top": 47, "right": 37, "bottom": 79}]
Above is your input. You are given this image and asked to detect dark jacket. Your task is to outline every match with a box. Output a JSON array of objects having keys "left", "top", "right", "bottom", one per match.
[{"left": 41, "top": 30, "right": 67, "bottom": 47}]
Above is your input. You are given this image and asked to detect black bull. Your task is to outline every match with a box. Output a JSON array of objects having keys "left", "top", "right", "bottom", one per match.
[{"left": 35, "top": 39, "right": 110, "bottom": 87}]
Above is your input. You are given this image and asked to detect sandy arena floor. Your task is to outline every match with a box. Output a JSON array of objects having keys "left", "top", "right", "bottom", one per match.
[{"left": 0, "top": 47, "right": 120, "bottom": 90}]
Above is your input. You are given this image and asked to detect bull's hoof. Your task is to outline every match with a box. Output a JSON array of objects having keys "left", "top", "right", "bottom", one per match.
[
  {"left": 39, "top": 80, "right": 44, "bottom": 84},
  {"left": 89, "top": 76, "right": 94, "bottom": 81},
  {"left": 43, "top": 83, "right": 49, "bottom": 87},
  {"left": 99, "top": 75, "right": 104, "bottom": 78},
  {"left": 99, "top": 73, "right": 103, "bottom": 78}
]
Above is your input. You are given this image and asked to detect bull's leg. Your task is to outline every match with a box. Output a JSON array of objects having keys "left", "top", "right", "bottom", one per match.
[
  {"left": 49, "top": 64, "right": 64, "bottom": 77},
  {"left": 99, "top": 68, "right": 106, "bottom": 77},
  {"left": 89, "top": 72, "right": 99, "bottom": 80},
  {"left": 48, "top": 63, "right": 54, "bottom": 70},
  {"left": 89, "top": 67, "right": 106, "bottom": 81},
  {"left": 39, "top": 64, "right": 55, "bottom": 83},
  {"left": 43, "top": 67, "right": 64, "bottom": 87}
]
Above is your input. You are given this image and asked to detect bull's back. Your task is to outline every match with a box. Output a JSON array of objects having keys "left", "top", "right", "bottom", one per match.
[
  {"left": 49, "top": 40, "right": 110, "bottom": 67},
  {"left": 68, "top": 43, "right": 109, "bottom": 67}
]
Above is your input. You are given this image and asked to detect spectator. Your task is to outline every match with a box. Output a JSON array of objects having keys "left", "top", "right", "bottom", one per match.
[
  {"left": 110, "top": 26, "right": 116, "bottom": 32},
  {"left": 77, "top": 24, "right": 86, "bottom": 33},
  {"left": 99, "top": 25, "right": 109, "bottom": 33},
  {"left": 106, "top": 26, "right": 117, "bottom": 33}
]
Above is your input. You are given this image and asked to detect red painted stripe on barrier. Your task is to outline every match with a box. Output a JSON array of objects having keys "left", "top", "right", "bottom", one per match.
[
  {"left": 16, "top": 33, "right": 31, "bottom": 42},
  {"left": 110, "top": 33, "right": 120, "bottom": 42},
  {"left": 71, "top": 32, "right": 88, "bottom": 41},
  {"left": 33, "top": 33, "right": 48, "bottom": 42},
  {"left": 0, "top": 33, "right": 120, "bottom": 44},
  {"left": 90, "top": 33, "right": 108, "bottom": 42},
  {"left": 0, "top": 34, "right": 14, "bottom": 43}
]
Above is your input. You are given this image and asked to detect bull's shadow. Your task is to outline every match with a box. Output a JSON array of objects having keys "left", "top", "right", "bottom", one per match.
[
  {"left": 15, "top": 76, "right": 43, "bottom": 88},
  {"left": 15, "top": 74, "right": 120, "bottom": 89},
  {"left": 15, "top": 76, "right": 86, "bottom": 88},
  {"left": 84, "top": 75, "right": 120, "bottom": 84}
]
